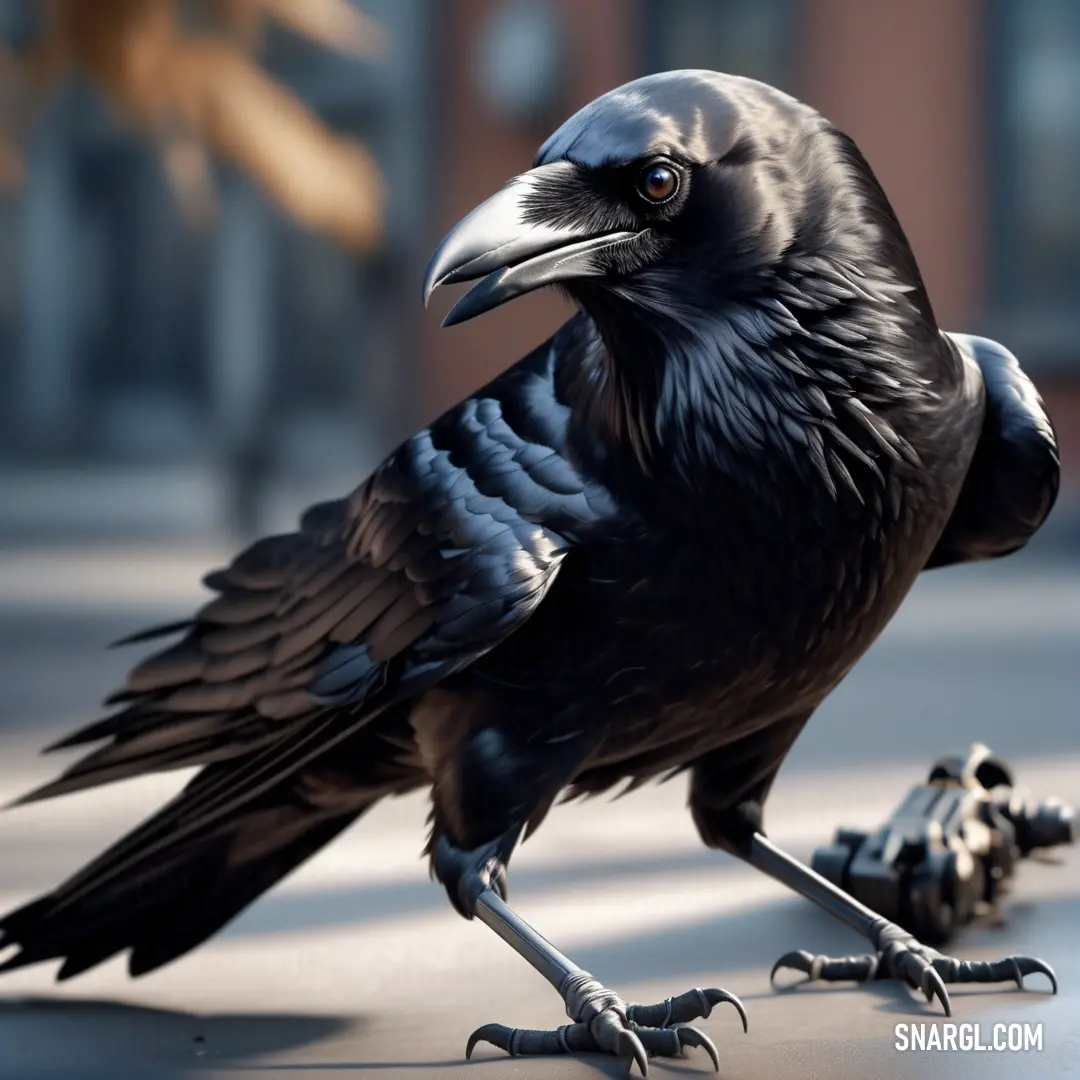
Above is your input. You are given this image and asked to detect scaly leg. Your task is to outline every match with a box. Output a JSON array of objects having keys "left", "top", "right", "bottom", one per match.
[
  {"left": 434, "top": 833, "right": 746, "bottom": 1077},
  {"left": 418, "top": 695, "right": 748, "bottom": 1076},
  {"left": 750, "top": 833, "right": 1056, "bottom": 1012},
  {"left": 689, "top": 733, "right": 1057, "bottom": 1016}
]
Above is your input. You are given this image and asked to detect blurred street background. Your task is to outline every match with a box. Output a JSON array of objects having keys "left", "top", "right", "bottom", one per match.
[
  {"left": 0, "top": 1, "right": 1077, "bottom": 1077},
  {"left": 0, "top": 0, "right": 1077, "bottom": 541}
]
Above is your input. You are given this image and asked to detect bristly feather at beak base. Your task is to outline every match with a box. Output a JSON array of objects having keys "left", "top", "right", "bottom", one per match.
[{"left": 424, "top": 162, "right": 637, "bottom": 327}]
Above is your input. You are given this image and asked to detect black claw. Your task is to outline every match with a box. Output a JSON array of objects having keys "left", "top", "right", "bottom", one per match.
[
  {"left": 616, "top": 1028, "right": 649, "bottom": 1078},
  {"left": 705, "top": 988, "right": 749, "bottom": 1033},
  {"left": 466, "top": 1020, "right": 593, "bottom": 1059},
  {"left": 770, "top": 949, "right": 817, "bottom": 985},
  {"left": 922, "top": 967, "right": 952, "bottom": 1017},
  {"left": 931, "top": 953, "right": 1059, "bottom": 995},
  {"left": 1016, "top": 956, "right": 1058, "bottom": 995},
  {"left": 469, "top": 982, "right": 743, "bottom": 1072},
  {"left": 466, "top": 1023, "right": 509, "bottom": 1059},
  {"left": 675, "top": 1025, "right": 722, "bottom": 1072},
  {"left": 776, "top": 924, "right": 1058, "bottom": 1019},
  {"left": 625, "top": 986, "right": 747, "bottom": 1031}
]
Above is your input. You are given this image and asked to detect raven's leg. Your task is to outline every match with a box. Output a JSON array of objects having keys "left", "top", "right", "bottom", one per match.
[
  {"left": 434, "top": 832, "right": 746, "bottom": 1077},
  {"left": 417, "top": 693, "right": 746, "bottom": 1077},
  {"left": 747, "top": 832, "right": 1057, "bottom": 1013},
  {"left": 689, "top": 737, "right": 1057, "bottom": 1017}
]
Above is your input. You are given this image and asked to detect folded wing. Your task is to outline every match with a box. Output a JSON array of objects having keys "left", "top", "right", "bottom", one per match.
[
  {"left": 19, "top": 377, "right": 608, "bottom": 811},
  {"left": 926, "top": 334, "right": 1059, "bottom": 569}
]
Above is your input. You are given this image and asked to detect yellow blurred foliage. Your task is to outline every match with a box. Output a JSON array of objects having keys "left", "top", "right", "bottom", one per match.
[{"left": 0, "top": 0, "right": 387, "bottom": 252}]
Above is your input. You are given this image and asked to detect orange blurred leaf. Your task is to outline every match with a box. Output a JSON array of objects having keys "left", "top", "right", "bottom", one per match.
[
  {"left": 50, "top": 0, "right": 177, "bottom": 124},
  {"left": 255, "top": 0, "right": 387, "bottom": 60},
  {"left": 167, "top": 39, "right": 384, "bottom": 250},
  {"left": 0, "top": 0, "right": 388, "bottom": 251}
]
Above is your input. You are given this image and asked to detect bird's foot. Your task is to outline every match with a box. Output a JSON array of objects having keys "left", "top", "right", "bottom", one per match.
[
  {"left": 467, "top": 974, "right": 748, "bottom": 1077},
  {"left": 771, "top": 918, "right": 1057, "bottom": 1016}
]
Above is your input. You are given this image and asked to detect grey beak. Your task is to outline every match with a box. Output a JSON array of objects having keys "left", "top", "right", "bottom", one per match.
[{"left": 423, "top": 162, "right": 637, "bottom": 327}]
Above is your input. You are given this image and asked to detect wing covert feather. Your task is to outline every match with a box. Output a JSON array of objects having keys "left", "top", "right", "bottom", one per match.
[{"left": 27, "top": 351, "right": 614, "bottom": 805}]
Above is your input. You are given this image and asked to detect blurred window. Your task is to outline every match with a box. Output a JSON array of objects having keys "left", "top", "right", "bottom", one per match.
[
  {"left": 987, "top": 0, "right": 1080, "bottom": 366},
  {"left": 0, "top": 0, "right": 433, "bottom": 471},
  {"left": 641, "top": 0, "right": 796, "bottom": 95}
]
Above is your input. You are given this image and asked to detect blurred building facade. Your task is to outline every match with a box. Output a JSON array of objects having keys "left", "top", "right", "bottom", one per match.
[
  {"left": 0, "top": 0, "right": 1077, "bottom": 537},
  {"left": 425, "top": 0, "right": 1080, "bottom": 500}
]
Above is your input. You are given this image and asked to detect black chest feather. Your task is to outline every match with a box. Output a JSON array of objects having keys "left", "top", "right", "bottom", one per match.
[
  {"left": 478, "top": 449, "right": 927, "bottom": 734},
  {"left": 461, "top": 289, "right": 974, "bottom": 786}
]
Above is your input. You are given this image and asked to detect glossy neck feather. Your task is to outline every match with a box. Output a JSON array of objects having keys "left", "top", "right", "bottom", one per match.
[{"left": 562, "top": 254, "right": 938, "bottom": 514}]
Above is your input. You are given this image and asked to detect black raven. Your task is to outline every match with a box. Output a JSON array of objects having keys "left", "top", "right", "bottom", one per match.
[{"left": 0, "top": 70, "right": 1060, "bottom": 1074}]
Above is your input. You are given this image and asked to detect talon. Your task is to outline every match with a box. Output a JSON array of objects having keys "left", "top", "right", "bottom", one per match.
[
  {"left": 469, "top": 981, "right": 742, "bottom": 1069},
  {"left": 674, "top": 1025, "right": 721, "bottom": 1072},
  {"left": 616, "top": 1027, "right": 649, "bottom": 1077},
  {"left": 922, "top": 967, "right": 952, "bottom": 1017},
  {"left": 1016, "top": 956, "right": 1058, "bottom": 995},
  {"left": 770, "top": 949, "right": 817, "bottom": 985},
  {"left": 777, "top": 921, "right": 1057, "bottom": 1019},
  {"left": 466, "top": 1022, "right": 511, "bottom": 1059},
  {"left": 705, "top": 987, "right": 749, "bottom": 1033},
  {"left": 625, "top": 985, "right": 748, "bottom": 1030}
]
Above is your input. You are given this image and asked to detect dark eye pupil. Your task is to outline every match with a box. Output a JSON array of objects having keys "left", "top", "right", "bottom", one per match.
[{"left": 641, "top": 165, "right": 676, "bottom": 202}]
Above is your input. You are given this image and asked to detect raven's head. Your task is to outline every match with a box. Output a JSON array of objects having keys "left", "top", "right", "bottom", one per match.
[
  {"left": 425, "top": 70, "right": 935, "bottom": 491},
  {"left": 424, "top": 70, "right": 876, "bottom": 333}
]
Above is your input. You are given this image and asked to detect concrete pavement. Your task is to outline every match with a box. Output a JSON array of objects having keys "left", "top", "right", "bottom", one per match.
[{"left": 0, "top": 543, "right": 1077, "bottom": 1079}]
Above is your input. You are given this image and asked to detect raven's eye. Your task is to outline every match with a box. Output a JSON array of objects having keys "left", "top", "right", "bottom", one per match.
[{"left": 637, "top": 162, "right": 679, "bottom": 204}]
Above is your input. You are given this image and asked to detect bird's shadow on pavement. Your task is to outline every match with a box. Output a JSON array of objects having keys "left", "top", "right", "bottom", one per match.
[
  {"left": 206, "top": 897, "right": 1075, "bottom": 1078},
  {"left": 0, "top": 996, "right": 360, "bottom": 1079},
  {"left": 0, "top": 882, "right": 1071, "bottom": 1079}
]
